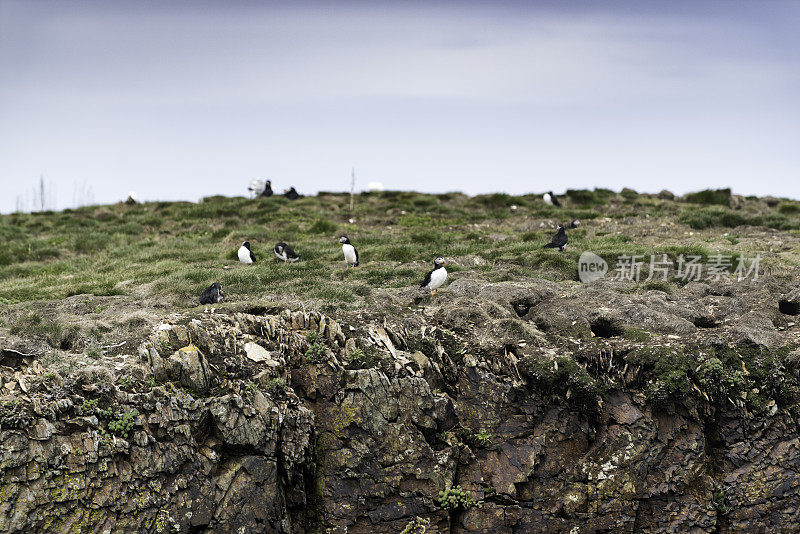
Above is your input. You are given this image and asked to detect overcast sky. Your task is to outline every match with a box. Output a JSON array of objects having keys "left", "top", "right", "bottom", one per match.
[{"left": 1, "top": 0, "right": 799, "bottom": 212}]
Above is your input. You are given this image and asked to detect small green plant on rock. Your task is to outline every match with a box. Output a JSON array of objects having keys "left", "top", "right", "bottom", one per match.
[
  {"left": 117, "top": 375, "right": 133, "bottom": 390},
  {"left": 101, "top": 409, "right": 139, "bottom": 440},
  {"left": 438, "top": 485, "right": 479, "bottom": 511},
  {"left": 346, "top": 345, "right": 382, "bottom": 370},
  {"left": 453, "top": 428, "right": 493, "bottom": 448},
  {"left": 696, "top": 356, "right": 747, "bottom": 403},
  {"left": 80, "top": 398, "right": 98, "bottom": 413},
  {"left": 713, "top": 489, "right": 733, "bottom": 516},
  {"left": 266, "top": 377, "right": 286, "bottom": 393},
  {"left": 473, "top": 429, "right": 493, "bottom": 447},
  {"left": 305, "top": 332, "right": 327, "bottom": 363},
  {"left": 400, "top": 516, "right": 430, "bottom": 534}
]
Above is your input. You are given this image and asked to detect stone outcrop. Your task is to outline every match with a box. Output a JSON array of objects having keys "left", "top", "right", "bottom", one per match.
[{"left": 2, "top": 277, "right": 800, "bottom": 533}]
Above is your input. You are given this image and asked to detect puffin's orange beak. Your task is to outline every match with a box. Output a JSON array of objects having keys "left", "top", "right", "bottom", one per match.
[{"left": 444, "top": 259, "right": 447, "bottom": 265}]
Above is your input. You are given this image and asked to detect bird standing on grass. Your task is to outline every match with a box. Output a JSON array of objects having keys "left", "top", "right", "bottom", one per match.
[
  {"left": 238, "top": 241, "right": 257, "bottom": 263},
  {"left": 274, "top": 242, "right": 301, "bottom": 262},
  {"left": 248, "top": 179, "right": 272, "bottom": 198},
  {"left": 199, "top": 282, "right": 224, "bottom": 304},
  {"left": 260, "top": 180, "right": 273, "bottom": 198},
  {"left": 544, "top": 225, "right": 568, "bottom": 251},
  {"left": 339, "top": 236, "right": 359, "bottom": 269},
  {"left": 543, "top": 191, "right": 561, "bottom": 207},
  {"left": 420, "top": 257, "right": 447, "bottom": 295},
  {"left": 568, "top": 219, "right": 580, "bottom": 229}
]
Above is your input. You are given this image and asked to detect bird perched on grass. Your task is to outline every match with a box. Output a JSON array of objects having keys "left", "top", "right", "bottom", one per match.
[
  {"left": 339, "top": 236, "right": 359, "bottom": 269},
  {"left": 543, "top": 225, "right": 568, "bottom": 251},
  {"left": 543, "top": 191, "right": 561, "bottom": 207},
  {"left": 259, "top": 180, "right": 273, "bottom": 198},
  {"left": 420, "top": 257, "right": 447, "bottom": 295},
  {"left": 238, "top": 241, "right": 257, "bottom": 263},
  {"left": 568, "top": 219, "right": 580, "bottom": 229},
  {"left": 199, "top": 282, "right": 224, "bottom": 304},
  {"left": 284, "top": 187, "right": 301, "bottom": 200},
  {"left": 274, "top": 242, "right": 300, "bottom": 262},
  {"left": 248, "top": 179, "right": 272, "bottom": 198}
]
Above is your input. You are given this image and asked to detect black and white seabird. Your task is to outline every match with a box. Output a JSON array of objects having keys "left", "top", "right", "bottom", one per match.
[
  {"left": 284, "top": 187, "right": 301, "bottom": 200},
  {"left": 420, "top": 257, "right": 448, "bottom": 295},
  {"left": 248, "top": 179, "right": 272, "bottom": 198},
  {"left": 238, "top": 241, "right": 257, "bottom": 264},
  {"left": 543, "top": 191, "right": 561, "bottom": 207},
  {"left": 274, "top": 242, "right": 301, "bottom": 262},
  {"left": 339, "top": 236, "right": 359, "bottom": 269},
  {"left": 543, "top": 225, "right": 568, "bottom": 251},
  {"left": 199, "top": 282, "right": 224, "bottom": 304},
  {"left": 568, "top": 219, "right": 580, "bottom": 229}
]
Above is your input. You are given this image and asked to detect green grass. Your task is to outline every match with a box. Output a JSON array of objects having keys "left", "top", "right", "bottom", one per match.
[
  {"left": 0, "top": 190, "right": 795, "bottom": 307},
  {"left": 679, "top": 206, "right": 800, "bottom": 231},
  {"left": 683, "top": 188, "right": 732, "bottom": 206}
]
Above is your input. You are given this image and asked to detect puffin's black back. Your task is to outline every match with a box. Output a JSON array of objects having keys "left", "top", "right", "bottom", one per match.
[
  {"left": 275, "top": 242, "right": 300, "bottom": 258},
  {"left": 544, "top": 226, "right": 568, "bottom": 249},
  {"left": 199, "top": 282, "right": 222, "bottom": 304}
]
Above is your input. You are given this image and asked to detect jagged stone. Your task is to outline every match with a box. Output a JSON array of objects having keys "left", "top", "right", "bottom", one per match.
[
  {"left": 165, "top": 344, "right": 211, "bottom": 394},
  {"left": 4, "top": 291, "right": 800, "bottom": 534}
]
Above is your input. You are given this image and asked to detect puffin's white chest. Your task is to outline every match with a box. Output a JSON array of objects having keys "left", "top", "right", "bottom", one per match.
[
  {"left": 428, "top": 267, "right": 447, "bottom": 290},
  {"left": 543, "top": 193, "right": 553, "bottom": 206},
  {"left": 274, "top": 249, "right": 287, "bottom": 261},
  {"left": 238, "top": 246, "right": 253, "bottom": 263},
  {"left": 342, "top": 244, "right": 357, "bottom": 264}
]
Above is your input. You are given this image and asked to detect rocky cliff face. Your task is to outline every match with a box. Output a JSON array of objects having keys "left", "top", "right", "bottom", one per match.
[{"left": 2, "top": 277, "right": 800, "bottom": 533}]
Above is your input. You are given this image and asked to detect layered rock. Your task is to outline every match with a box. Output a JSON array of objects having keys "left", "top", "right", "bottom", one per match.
[{"left": 1, "top": 282, "right": 799, "bottom": 533}]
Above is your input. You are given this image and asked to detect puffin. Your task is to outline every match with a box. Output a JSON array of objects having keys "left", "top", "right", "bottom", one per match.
[
  {"left": 284, "top": 187, "right": 301, "bottom": 200},
  {"left": 274, "top": 242, "right": 301, "bottom": 262},
  {"left": 568, "top": 219, "right": 580, "bottom": 229},
  {"left": 543, "top": 191, "right": 561, "bottom": 207},
  {"left": 339, "top": 236, "right": 359, "bottom": 269},
  {"left": 543, "top": 225, "right": 568, "bottom": 251},
  {"left": 238, "top": 241, "right": 257, "bottom": 263},
  {"left": 420, "top": 257, "right": 448, "bottom": 295},
  {"left": 199, "top": 282, "right": 224, "bottom": 304},
  {"left": 260, "top": 180, "right": 273, "bottom": 198}
]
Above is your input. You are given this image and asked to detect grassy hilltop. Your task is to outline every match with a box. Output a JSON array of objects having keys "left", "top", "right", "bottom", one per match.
[
  {"left": 1, "top": 188, "right": 800, "bottom": 312},
  {"left": 3, "top": 188, "right": 800, "bottom": 533}
]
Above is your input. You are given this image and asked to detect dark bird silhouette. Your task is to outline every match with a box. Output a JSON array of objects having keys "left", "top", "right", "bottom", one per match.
[
  {"left": 260, "top": 180, "right": 273, "bottom": 198},
  {"left": 568, "top": 219, "right": 580, "bottom": 229},
  {"left": 284, "top": 187, "right": 301, "bottom": 200},
  {"left": 199, "top": 282, "right": 224, "bottom": 304},
  {"left": 543, "top": 225, "right": 568, "bottom": 251}
]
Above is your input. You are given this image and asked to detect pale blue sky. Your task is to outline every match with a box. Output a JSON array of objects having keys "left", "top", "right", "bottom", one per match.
[{"left": 1, "top": 0, "right": 799, "bottom": 212}]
